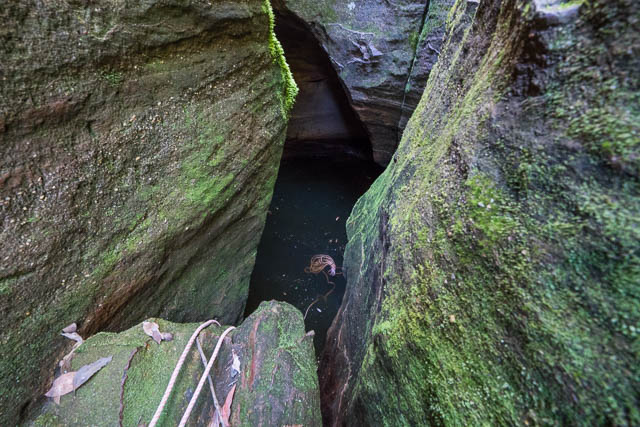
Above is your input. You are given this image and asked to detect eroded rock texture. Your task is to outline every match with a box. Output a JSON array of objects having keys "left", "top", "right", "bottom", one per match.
[
  {"left": 274, "top": 0, "right": 455, "bottom": 165},
  {"left": 321, "top": 0, "right": 639, "bottom": 425},
  {"left": 0, "top": 0, "right": 294, "bottom": 421},
  {"left": 34, "top": 301, "right": 321, "bottom": 426}
]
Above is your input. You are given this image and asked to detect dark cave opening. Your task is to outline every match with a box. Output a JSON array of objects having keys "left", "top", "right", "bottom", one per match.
[
  {"left": 243, "top": 12, "right": 381, "bottom": 355},
  {"left": 275, "top": 10, "right": 372, "bottom": 160}
]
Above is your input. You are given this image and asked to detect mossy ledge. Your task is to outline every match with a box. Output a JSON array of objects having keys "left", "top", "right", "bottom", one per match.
[{"left": 320, "top": 0, "right": 639, "bottom": 425}]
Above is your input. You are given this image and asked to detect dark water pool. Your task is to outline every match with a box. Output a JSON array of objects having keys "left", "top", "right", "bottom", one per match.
[{"left": 244, "top": 153, "right": 381, "bottom": 355}]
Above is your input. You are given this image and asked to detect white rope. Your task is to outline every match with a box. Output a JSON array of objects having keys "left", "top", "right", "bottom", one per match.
[
  {"left": 178, "top": 326, "right": 235, "bottom": 427},
  {"left": 195, "top": 337, "right": 222, "bottom": 422},
  {"left": 149, "top": 319, "right": 219, "bottom": 427}
]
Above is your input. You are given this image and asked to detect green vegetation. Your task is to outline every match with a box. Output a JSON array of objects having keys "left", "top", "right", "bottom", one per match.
[
  {"left": 0, "top": 2, "right": 292, "bottom": 421},
  {"left": 408, "top": 30, "right": 420, "bottom": 52},
  {"left": 101, "top": 70, "right": 123, "bottom": 86},
  {"left": 263, "top": 0, "right": 299, "bottom": 118},
  {"left": 35, "top": 303, "right": 320, "bottom": 426}
]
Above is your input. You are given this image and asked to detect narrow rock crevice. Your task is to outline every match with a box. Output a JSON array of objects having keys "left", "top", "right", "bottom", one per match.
[
  {"left": 397, "top": 0, "right": 432, "bottom": 146},
  {"left": 242, "top": 9, "right": 382, "bottom": 359}
]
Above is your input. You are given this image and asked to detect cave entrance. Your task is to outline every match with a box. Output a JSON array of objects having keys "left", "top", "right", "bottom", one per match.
[
  {"left": 277, "top": 10, "right": 371, "bottom": 159},
  {"left": 243, "top": 12, "right": 381, "bottom": 354}
]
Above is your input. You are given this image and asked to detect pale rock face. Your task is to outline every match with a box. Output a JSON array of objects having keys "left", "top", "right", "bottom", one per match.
[{"left": 273, "top": 0, "right": 455, "bottom": 165}]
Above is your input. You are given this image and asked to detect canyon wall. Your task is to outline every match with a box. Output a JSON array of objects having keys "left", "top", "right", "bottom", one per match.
[
  {"left": 0, "top": 0, "right": 295, "bottom": 421},
  {"left": 321, "top": 0, "right": 639, "bottom": 424},
  {"left": 274, "top": 0, "right": 455, "bottom": 165}
]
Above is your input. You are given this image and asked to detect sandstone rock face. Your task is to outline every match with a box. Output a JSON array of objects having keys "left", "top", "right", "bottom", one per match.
[
  {"left": 274, "top": 0, "right": 454, "bottom": 165},
  {"left": 0, "top": 0, "right": 295, "bottom": 422},
  {"left": 275, "top": 13, "right": 371, "bottom": 159},
  {"left": 33, "top": 301, "right": 321, "bottom": 426},
  {"left": 277, "top": 15, "right": 366, "bottom": 144},
  {"left": 321, "top": 0, "right": 639, "bottom": 425}
]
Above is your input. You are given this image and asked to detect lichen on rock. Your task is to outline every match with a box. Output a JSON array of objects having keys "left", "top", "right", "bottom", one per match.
[
  {"left": 0, "top": 0, "right": 295, "bottom": 422},
  {"left": 321, "top": 0, "right": 640, "bottom": 424}
]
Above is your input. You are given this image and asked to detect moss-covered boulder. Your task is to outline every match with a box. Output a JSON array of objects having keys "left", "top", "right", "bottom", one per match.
[
  {"left": 33, "top": 301, "right": 321, "bottom": 426},
  {"left": 273, "top": 0, "right": 455, "bottom": 165},
  {"left": 321, "top": 0, "right": 639, "bottom": 425},
  {"left": 0, "top": 0, "right": 295, "bottom": 422}
]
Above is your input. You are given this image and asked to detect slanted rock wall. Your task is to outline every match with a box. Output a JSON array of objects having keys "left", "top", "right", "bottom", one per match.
[
  {"left": 321, "top": 0, "right": 640, "bottom": 424},
  {"left": 0, "top": 0, "right": 295, "bottom": 422},
  {"left": 33, "top": 301, "right": 321, "bottom": 426},
  {"left": 273, "top": 0, "right": 455, "bottom": 165}
]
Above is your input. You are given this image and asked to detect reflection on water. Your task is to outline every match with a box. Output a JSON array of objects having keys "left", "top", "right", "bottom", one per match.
[{"left": 244, "top": 153, "right": 381, "bottom": 355}]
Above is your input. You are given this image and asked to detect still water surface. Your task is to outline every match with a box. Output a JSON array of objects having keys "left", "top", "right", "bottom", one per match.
[{"left": 244, "top": 154, "right": 381, "bottom": 355}]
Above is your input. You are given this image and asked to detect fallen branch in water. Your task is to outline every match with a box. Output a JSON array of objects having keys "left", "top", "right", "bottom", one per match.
[
  {"left": 303, "top": 284, "right": 335, "bottom": 320},
  {"left": 303, "top": 255, "right": 341, "bottom": 319}
]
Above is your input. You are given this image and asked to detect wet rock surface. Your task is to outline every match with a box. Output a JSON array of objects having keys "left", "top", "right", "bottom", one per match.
[
  {"left": 33, "top": 301, "right": 321, "bottom": 426},
  {"left": 273, "top": 0, "right": 455, "bottom": 165},
  {"left": 0, "top": 0, "right": 293, "bottom": 421},
  {"left": 321, "top": 0, "right": 639, "bottom": 425}
]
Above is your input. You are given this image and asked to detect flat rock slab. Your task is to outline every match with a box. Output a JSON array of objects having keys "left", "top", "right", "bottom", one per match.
[{"left": 33, "top": 301, "right": 321, "bottom": 427}]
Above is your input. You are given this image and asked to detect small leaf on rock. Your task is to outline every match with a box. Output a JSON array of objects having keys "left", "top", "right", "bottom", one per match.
[
  {"left": 61, "top": 332, "right": 84, "bottom": 345},
  {"left": 73, "top": 356, "right": 112, "bottom": 390},
  {"left": 58, "top": 332, "right": 83, "bottom": 373},
  {"left": 143, "top": 321, "right": 163, "bottom": 344},
  {"left": 231, "top": 351, "right": 241, "bottom": 375},
  {"left": 142, "top": 321, "right": 158, "bottom": 336},
  {"left": 62, "top": 323, "right": 77, "bottom": 333},
  {"left": 220, "top": 384, "right": 236, "bottom": 426},
  {"left": 45, "top": 372, "right": 76, "bottom": 403},
  {"left": 160, "top": 332, "right": 173, "bottom": 342}
]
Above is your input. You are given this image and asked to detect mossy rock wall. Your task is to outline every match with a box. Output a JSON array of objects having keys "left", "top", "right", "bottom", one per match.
[
  {"left": 0, "top": 0, "right": 296, "bottom": 422},
  {"left": 33, "top": 301, "right": 321, "bottom": 426},
  {"left": 320, "top": 0, "right": 639, "bottom": 425}
]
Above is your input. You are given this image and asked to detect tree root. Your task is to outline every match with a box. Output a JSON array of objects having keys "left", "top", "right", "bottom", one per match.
[{"left": 304, "top": 274, "right": 336, "bottom": 320}]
